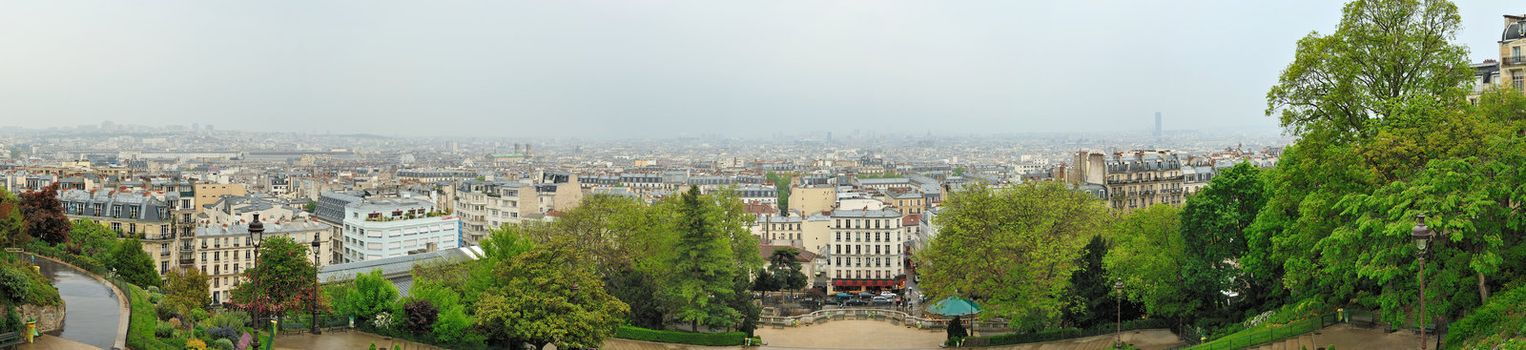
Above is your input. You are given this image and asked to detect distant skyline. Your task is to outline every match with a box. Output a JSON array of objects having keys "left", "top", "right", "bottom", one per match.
[{"left": 1, "top": 1, "right": 1519, "bottom": 138}]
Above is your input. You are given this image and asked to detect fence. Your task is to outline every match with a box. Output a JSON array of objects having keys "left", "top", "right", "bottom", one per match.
[{"left": 758, "top": 308, "right": 1010, "bottom": 333}]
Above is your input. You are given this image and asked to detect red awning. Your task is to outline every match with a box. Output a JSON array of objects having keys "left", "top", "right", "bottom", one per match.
[{"left": 832, "top": 279, "right": 900, "bottom": 287}]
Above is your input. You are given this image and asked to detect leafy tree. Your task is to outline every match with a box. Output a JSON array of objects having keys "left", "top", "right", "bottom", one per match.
[
  {"left": 915, "top": 182, "right": 1109, "bottom": 330},
  {"left": 334, "top": 269, "right": 398, "bottom": 320},
  {"left": 110, "top": 238, "right": 160, "bottom": 288},
  {"left": 1179, "top": 162, "right": 1271, "bottom": 319},
  {"left": 668, "top": 186, "right": 742, "bottom": 331},
  {"left": 19, "top": 184, "right": 69, "bottom": 244},
  {"left": 230, "top": 236, "right": 321, "bottom": 319},
  {"left": 751, "top": 269, "right": 779, "bottom": 292},
  {"left": 0, "top": 188, "right": 24, "bottom": 247},
  {"left": 1104, "top": 205, "right": 1194, "bottom": 323},
  {"left": 163, "top": 268, "right": 210, "bottom": 331},
  {"left": 303, "top": 200, "right": 316, "bottom": 213},
  {"left": 1265, "top": 0, "right": 1470, "bottom": 143},
  {"left": 1062, "top": 235, "right": 1142, "bottom": 329},
  {"left": 767, "top": 172, "right": 791, "bottom": 216},
  {"left": 69, "top": 220, "right": 119, "bottom": 258},
  {"left": 402, "top": 299, "right": 437, "bottom": 336},
  {"left": 473, "top": 238, "right": 628, "bottom": 350}
]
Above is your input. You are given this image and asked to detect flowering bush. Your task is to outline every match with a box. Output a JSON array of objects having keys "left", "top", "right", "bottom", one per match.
[{"left": 373, "top": 311, "right": 396, "bottom": 330}]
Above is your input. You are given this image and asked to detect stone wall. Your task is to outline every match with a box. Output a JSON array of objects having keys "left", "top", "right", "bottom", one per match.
[{"left": 18, "top": 303, "right": 65, "bottom": 333}]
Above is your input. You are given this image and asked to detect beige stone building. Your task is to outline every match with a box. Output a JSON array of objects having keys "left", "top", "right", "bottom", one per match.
[
  {"left": 789, "top": 185, "right": 836, "bottom": 216},
  {"left": 194, "top": 183, "right": 247, "bottom": 211},
  {"left": 1104, "top": 150, "right": 1185, "bottom": 211},
  {"left": 1501, "top": 14, "right": 1526, "bottom": 92}
]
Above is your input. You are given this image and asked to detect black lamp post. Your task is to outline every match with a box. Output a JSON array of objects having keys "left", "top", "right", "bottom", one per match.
[
  {"left": 1114, "top": 280, "right": 1124, "bottom": 348},
  {"left": 1412, "top": 214, "right": 1433, "bottom": 350},
  {"left": 310, "top": 237, "right": 322, "bottom": 335},
  {"left": 248, "top": 214, "right": 265, "bottom": 328}
]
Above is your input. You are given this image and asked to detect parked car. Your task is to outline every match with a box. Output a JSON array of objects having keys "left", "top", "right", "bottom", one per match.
[
  {"left": 844, "top": 299, "right": 869, "bottom": 306},
  {"left": 879, "top": 291, "right": 896, "bottom": 298},
  {"left": 870, "top": 296, "right": 892, "bottom": 305}
]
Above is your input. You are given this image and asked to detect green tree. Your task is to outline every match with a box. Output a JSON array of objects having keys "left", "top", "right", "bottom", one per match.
[
  {"left": 69, "top": 220, "right": 119, "bottom": 258},
  {"left": 19, "top": 184, "right": 69, "bottom": 244},
  {"left": 1061, "top": 235, "right": 1142, "bottom": 329},
  {"left": 473, "top": 238, "right": 628, "bottom": 350},
  {"left": 668, "top": 186, "right": 742, "bottom": 331},
  {"left": 110, "top": 238, "right": 160, "bottom": 288},
  {"left": 1103, "top": 205, "right": 1194, "bottom": 323},
  {"left": 163, "top": 268, "right": 210, "bottom": 331},
  {"left": 1265, "top": 0, "right": 1470, "bottom": 143},
  {"left": 915, "top": 182, "right": 1109, "bottom": 330},
  {"left": 334, "top": 269, "right": 398, "bottom": 320},
  {"left": 0, "top": 188, "right": 24, "bottom": 247},
  {"left": 229, "top": 236, "right": 321, "bottom": 318},
  {"left": 1178, "top": 162, "right": 1271, "bottom": 319},
  {"left": 768, "top": 247, "right": 808, "bottom": 296},
  {"left": 766, "top": 172, "right": 791, "bottom": 216}
]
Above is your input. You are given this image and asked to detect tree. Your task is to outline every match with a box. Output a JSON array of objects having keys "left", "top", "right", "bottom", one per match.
[
  {"left": 767, "top": 172, "right": 792, "bottom": 216},
  {"left": 915, "top": 182, "right": 1109, "bottom": 330},
  {"left": 668, "top": 186, "right": 742, "bottom": 331},
  {"left": 0, "top": 188, "right": 24, "bottom": 247},
  {"left": 473, "top": 238, "right": 628, "bottom": 350},
  {"left": 1104, "top": 205, "right": 1194, "bottom": 324},
  {"left": 163, "top": 268, "right": 210, "bottom": 331},
  {"left": 69, "top": 220, "right": 119, "bottom": 258},
  {"left": 334, "top": 269, "right": 398, "bottom": 321},
  {"left": 751, "top": 269, "right": 779, "bottom": 292},
  {"left": 110, "top": 238, "right": 160, "bottom": 288},
  {"left": 19, "top": 184, "right": 69, "bottom": 244},
  {"left": 1062, "top": 235, "right": 1142, "bottom": 329},
  {"left": 230, "top": 236, "right": 321, "bottom": 319},
  {"left": 769, "top": 247, "right": 808, "bottom": 296},
  {"left": 1178, "top": 162, "right": 1271, "bottom": 319},
  {"left": 303, "top": 200, "right": 316, "bottom": 213},
  {"left": 402, "top": 299, "right": 437, "bottom": 336},
  {"left": 1265, "top": 0, "right": 1470, "bottom": 143}
]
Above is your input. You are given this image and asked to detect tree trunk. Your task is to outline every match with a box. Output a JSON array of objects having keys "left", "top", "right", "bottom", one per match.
[{"left": 1476, "top": 271, "right": 1489, "bottom": 304}]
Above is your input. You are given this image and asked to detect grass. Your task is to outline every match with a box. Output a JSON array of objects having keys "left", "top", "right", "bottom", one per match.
[
  {"left": 121, "top": 280, "right": 178, "bottom": 350},
  {"left": 1186, "top": 313, "right": 1326, "bottom": 350},
  {"left": 613, "top": 325, "right": 754, "bottom": 346}
]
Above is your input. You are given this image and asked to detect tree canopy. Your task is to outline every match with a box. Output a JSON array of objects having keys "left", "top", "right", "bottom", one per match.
[{"left": 229, "top": 236, "right": 321, "bottom": 317}]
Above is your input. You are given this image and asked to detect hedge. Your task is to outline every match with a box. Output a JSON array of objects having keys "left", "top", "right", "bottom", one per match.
[
  {"left": 614, "top": 326, "right": 752, "bottom": 346},
  {"left": 962, "top": 319, "right": 1169, "bottom": 347},
  {"left": 1446, "top": 284, "right": 1526, "bottom": 348}
]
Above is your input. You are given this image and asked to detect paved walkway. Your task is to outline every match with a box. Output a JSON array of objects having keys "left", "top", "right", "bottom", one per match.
[
  {"left": 30, "top": 254, "right": 128, "bottom": 350},
  {"left": 1240, "top": 324, "right": 1422, "bottom": 350},
  {"left": 17, "top": 334, "right": 101, "bottom": 350}
]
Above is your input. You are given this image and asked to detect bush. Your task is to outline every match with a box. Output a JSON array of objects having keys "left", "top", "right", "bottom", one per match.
[
  {"left": 403, "top": 299, "right": 438, "bottom": 336},
  {"left": 1447, "top": 284, "right": 1526, "bottom": 348},
  {"left": 206, "top": 326, "right": 238, "bottom": 342},
  {"left": 613, "top": 326, "right": 750, "bottom": 346},
  {"left": 185, "top": 337, "right": 207, "bottom": 350},
  {"left": 211, "top": 338, "right": 235, "bottom": 350},
  {"left": 203, "top": 310, "right": 251, "bottom": 330},
  {"left": 154, "top": 321, "right": 175, "bottom": 338},
  {"left": 154, "top": 303, "right": 176, "bottom": 321},
  {"left": 148, "top": 292, "right": 164, "bottom": 304}
]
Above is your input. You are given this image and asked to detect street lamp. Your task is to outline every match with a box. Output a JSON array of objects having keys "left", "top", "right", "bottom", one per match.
[
  {"left": 248, "top": 214, "right": 265, "bottom": 328},
  {"left": 1114, "top": 281, "right": 1124, "bottom": 348},
  {"left": 310, "top": 237, "right": 322, "bottom": 335},
  {"left": 1412, "top": 214, "right": 1433, "bottom": 350}
]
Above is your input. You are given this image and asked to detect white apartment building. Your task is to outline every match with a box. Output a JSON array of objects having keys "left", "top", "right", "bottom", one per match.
[
  {"left": 826, "top": 208, "right": 905, "bottom": 293},
  {"left": 340, "top": 198, "right": 461, "bottom": 263}
]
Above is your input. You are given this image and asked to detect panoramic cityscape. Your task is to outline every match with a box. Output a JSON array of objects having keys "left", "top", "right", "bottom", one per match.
[{"left": 2, "top": 1, "right": 1526, "bottom": 350}]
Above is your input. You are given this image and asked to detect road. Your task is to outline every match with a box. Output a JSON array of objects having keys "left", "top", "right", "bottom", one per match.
[{"left": 33, "top": 255, "right": 124, "bottom": 349}]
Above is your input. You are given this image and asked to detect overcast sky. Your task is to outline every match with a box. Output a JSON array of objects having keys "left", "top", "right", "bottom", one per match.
[{"left": 0, "top": 1, "right": 1519, "bottom": 138}]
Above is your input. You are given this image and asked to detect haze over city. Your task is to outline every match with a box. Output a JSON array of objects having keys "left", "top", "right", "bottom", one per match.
[{"left": 0, "top": 0, "right": 1517, "bottom": 137}]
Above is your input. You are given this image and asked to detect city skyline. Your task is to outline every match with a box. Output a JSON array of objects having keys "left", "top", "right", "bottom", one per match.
[{"left": 2, "top": 1, "right": 1518, "bottom": 138}]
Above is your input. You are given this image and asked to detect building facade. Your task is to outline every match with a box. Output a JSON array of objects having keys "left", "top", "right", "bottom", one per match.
[
  {"left": 339, "top": 198, "right": 461, "bottom": 263},
  {"left": 826, "top": 209, "right": 905, "bottom": 293},
  {"left": 1103, "top": 150, "right": 1185, "bottom": 211}
]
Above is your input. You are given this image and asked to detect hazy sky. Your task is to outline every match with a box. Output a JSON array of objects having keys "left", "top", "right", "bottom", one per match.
[{"left": 1, "top": 1, "right": 1519, "bottom": 138}]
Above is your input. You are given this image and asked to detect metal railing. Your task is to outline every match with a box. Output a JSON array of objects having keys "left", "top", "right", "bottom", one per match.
[{"left": 759, "top": 308, "right": 1009, "bottom": 332}]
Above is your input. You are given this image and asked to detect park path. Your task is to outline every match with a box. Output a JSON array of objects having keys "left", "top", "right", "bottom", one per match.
[
  {"left": 28, "top": 254, "right": 129, "bottom": 350},
  {"left": 1237, "top": 324, "right": 1421, "bottom": 350}
]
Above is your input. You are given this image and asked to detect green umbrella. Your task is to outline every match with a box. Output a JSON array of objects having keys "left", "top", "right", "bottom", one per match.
[{"left": 926, "top": 296, "right": 980, "bottom": 317}]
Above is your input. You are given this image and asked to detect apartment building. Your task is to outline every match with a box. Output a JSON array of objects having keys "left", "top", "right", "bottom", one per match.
[
  {"left": 1104, "top": 150, "right": 1185, "bottom": 211},
  {"left": 826, "top": 208, "right": 905, "bottom": 293},
  {"left": 339, "top": 197, "right": 460, "bottom": 263},
  {"left": 1503, "top": 14, "right": 1526, "bottom": 91},
  {"left": 192, "top": 217, "right": 329, "bottom": 304}
]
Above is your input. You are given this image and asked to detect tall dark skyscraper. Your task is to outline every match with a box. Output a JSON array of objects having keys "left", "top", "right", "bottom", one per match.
[{"left": 1153, "top": 112, "right": 1162, "bottom": 140}]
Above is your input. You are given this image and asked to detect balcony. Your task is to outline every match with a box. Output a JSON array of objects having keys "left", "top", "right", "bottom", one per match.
[{"left": 1512, "top": 56, "right": 1526, "bottom": 65}]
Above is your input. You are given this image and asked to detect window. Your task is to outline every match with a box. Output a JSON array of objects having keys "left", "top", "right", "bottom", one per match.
[
  {"left": 1515, "top": 73, "right": 1524, "bottom": 91},
  {"left": 1515, "top": 47, "right": 1522, "bottom": 63}
]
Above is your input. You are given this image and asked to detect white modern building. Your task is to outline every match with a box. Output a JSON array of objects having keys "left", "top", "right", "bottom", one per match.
[{"left": 340, "top": 197, "right": 461, "bottom": 263}]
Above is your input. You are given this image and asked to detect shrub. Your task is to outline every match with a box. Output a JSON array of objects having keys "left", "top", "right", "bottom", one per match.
[
  {"left": 123, "top": 282, "right": 180, "bottom": 350},
  {"left": 154, "top": 321, "right": 175, "bottom": 338},
  {"left": 613, "top": 326, "right": 749, "bottom": 346},
  {"left": 211, "top": 338, "right": 235, "bottom": 350},
  {"left": 207, "top": 326, "right": 238, "bottom": 342},
  {"left": 148, "top": 292, "right": 164, "bottom": 304},
  {"left": 186, "top": 337, "right": 207, "bottom": 350},
  {"left": 403, "top": 299, "right": 438, "bottom": 336},
  {"left": 154, "top": 303, "right": 176, "bottom": 320},
  {"left": 204, "top": 310, "right": 251, "bottom": 330}
]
